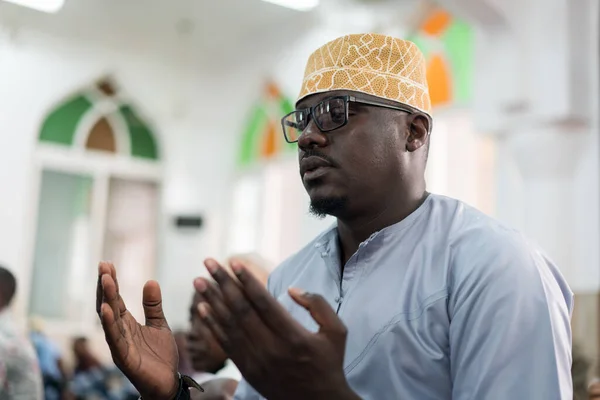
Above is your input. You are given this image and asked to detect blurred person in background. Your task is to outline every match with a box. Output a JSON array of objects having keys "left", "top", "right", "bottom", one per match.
[
  {"left": 70, "top": 337, "right": 137, "bottom": 400},
  {"left": 225, "top": 253, "right": 271, "bottom": 288},
  {"left": 29, "top": 316, "right": 70, "bottom": 400},
  {"left": 187, "top": 292, "right": 239, "bottom": 400},
  {"left": 70, "top": 336, "right": 110, "bottom": 399},
  {"left": 174, "top": 330, "right": 195, "bottom": 378},
  {"left": 589, "top": 379, "right": 600, "bottom": 400},
  {"left": 0, "top": 266, "right": 43, "bottom": 399},
  {"left": 96, "top": 34, "right": 573, "bottom": 399},
  {"left": 571, "top": 343, "right": 590, "bottom": 400}
]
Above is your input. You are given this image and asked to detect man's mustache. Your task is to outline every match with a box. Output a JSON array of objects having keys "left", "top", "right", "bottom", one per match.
[{"left": 300, "top": 149, "right": 337, "bottom": 167}]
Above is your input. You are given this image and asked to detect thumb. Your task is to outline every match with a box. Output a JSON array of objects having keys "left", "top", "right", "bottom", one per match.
[
  {"left": 142, "top": 280, "right": 170, "bottom": 329},
  {"left": 288, "top": 287, "right": 347, "bottom": 340}
]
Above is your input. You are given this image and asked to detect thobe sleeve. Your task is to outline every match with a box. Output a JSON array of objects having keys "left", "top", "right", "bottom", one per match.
[{"left": 448, "top": 235, "right": 573, "bottom": 400}]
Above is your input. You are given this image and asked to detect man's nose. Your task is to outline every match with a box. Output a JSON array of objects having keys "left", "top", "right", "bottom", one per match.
[{"left": 298, "top": 119, "right": 329, "bottom": 149}]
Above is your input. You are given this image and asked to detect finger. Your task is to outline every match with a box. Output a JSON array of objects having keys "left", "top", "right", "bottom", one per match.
[
  {"left": 194, "top": 278, "right": 238, "bottom": 331},
  {"left": 97, "top": 262, "right": 115, "bottom": 314},
  {"left": 229, "top": 256, "right": 269, "bottom": 287},
  {"left": 142, "top": 280, "right": 170, "bottom": 329},
  {"left": 203, "top": 260, "right": 257, "bottom": 322},
  {"left": 204, "top": 260, "right": 275, "bottom": 336},
  {"left": 288, "top": 288, "right": 347, "bottom": 341},
  {"left": 230, "top": 260, "right": 306, "bottom": 336},
  {"left": 194, "top": 277, "right": 264, "bottom": 359},
  {"left": 99, "top": 301, "right": 129, "bottom": 363},
  {"left": 107, "top": 262, "right": 127, "bottom": 316},
  {"left": 98, "top": 262, "right": 126, "bottom": 316},
  {"left": 96, "top": 264, "right": 105, "bottom": 315},
  {"left": 197, "top": 302, "right": 231, "bottom": 351},
  {"left": 102, "top": 274, "right": 124, "bottom": 328}
]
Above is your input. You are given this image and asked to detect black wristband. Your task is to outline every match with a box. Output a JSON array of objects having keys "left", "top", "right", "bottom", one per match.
[
  {"left": 173, "top": 373, "right": 190, "bottom": 400},
  {"left": 172, "top": 373, "right": 205, "bottom": 399}
]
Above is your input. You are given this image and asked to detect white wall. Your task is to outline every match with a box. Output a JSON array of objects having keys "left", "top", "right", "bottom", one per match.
[
  {"left": 487, "top": 0, "right": 600, "bottom": 293},
  {"left": 0, "top": 26, "right": 244, "bottom": 326}
]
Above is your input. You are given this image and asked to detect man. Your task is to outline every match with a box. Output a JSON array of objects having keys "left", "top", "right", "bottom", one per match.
[
  {"left": 97, "top": 34, "right": 573, "bottom": 399},
  {"left": 174, "top": 330, "right": 195, "bottom": 377},
  {"left": 29, "top": 316, "right": 70, "bottom": 400},
  {"left": 0, "top": 266, "right": 43, "bottom": 399},
  {"left": 570, "top": 344, "right": 589, "bottom": 400}
]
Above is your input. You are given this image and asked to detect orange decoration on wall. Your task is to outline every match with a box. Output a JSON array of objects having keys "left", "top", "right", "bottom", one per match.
[
  {"left": 266, "top": 82, "right": 281, "bottom": 99},
  {"left": 422, "top": 9, "right": 451, "bottom": 36},
  {"left": 407, "top": 7, "right": 474, "bottom": 108},
  {"left": 261, "top": 120, "right": 278, "bottom": 159},
  {"left": 426, "top": 54, "right": 452, "bottom": 106}
]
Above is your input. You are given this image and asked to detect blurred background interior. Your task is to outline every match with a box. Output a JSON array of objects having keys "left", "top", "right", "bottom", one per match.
[{"left": 0, "top": 0, "right": 598, "bottom": 397}]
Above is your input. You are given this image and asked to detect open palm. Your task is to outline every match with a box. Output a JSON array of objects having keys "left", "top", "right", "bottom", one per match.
[{"left": 96, "top": 262, "right": 179, "bottom": 400}]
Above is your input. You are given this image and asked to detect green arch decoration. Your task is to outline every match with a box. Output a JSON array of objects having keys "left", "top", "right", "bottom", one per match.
[
  {"left": 441, "top": 19, "right": 473, "bottom": 102},
  {"left": 119, "top": 105, "right": 159, "bottom": 160},
  {"left": 239, "top": 104, "right": 269, "bottom": 167},
  {"left": 38, "top": 84, "right": 160, "bottom": 161},
  {"left": 40, "top": 95, "right": 93, "bottom": 146},
  {"left": 237, "top": 83, "right": 296, "bottom": 168}
]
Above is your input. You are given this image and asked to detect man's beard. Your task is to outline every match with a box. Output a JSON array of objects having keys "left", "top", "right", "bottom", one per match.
[{"left": 309, "top": 196, "right": 348, "bottom": 218}]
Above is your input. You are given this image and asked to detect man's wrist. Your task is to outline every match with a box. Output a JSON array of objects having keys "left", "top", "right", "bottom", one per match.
[{"left": 138, "top": 372, "right": 182, "bottom": 400}]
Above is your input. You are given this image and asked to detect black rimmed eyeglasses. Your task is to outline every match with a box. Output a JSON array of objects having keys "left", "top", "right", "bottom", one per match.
[{"left": 280, "top": 95, "right": 417, "bottom": 143}]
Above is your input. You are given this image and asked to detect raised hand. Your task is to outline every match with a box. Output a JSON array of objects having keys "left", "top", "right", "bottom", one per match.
[
  {"left": 193, "top": 258, "right": 361, "bottom": 400},
  {"left": 96, "top": 262, "right": 179, "bottom": 400}
]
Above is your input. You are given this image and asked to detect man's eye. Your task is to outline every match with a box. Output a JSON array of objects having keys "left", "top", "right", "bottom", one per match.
[{"left": 330, "top": 108, "right": 345, "bottom": 121}]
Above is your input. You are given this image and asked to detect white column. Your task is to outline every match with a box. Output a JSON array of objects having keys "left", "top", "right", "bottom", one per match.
[
  {"left": 454, "top": 0, "right": 599, "bottom": 358},
  {"left": 496, "top": 121, "right": 596, "bottom": 288},
  {"left": 463, "top": 0, "right": 600, "bottom": 291},
  {"left": 496, "top": 117, "right": 600, "bottom": 357}
]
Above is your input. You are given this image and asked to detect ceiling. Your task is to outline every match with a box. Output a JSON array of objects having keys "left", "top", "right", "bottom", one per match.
[
  {"left": 0, "top": 0, "right": 420, "bottom": 66},
  {"left": 0, "top": 0, "right": 313, "bottom": 55}
]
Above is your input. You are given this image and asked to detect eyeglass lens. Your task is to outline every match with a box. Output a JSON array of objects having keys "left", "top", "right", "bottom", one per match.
[{"left": 283, "top": 97, "right": 347, "bottom": 142}]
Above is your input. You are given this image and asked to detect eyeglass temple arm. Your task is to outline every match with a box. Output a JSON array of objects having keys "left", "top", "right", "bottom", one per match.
[
  {"left": 348, "top": 96, "right": 433, "bottom": 133},
  {"left": 348, "top": 95, "right": 415, "bottom": 114}
]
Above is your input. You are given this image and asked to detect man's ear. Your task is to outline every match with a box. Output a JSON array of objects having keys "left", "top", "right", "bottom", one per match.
[{"left": 406, "top": 114, "right": 430, "bottom": 152}]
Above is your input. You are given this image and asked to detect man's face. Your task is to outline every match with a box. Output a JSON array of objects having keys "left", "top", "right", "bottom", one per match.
[
  {"left": 187, "top": 296, "right": 228, "bottom": 373},
  {"left": 73, "top": 339, "right": 88, "bottom": 358},
  {"left": 295, "top": 90, "right": 413, "bottom": 218}
]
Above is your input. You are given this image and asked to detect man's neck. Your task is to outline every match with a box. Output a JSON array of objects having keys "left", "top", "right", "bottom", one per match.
[{"left": 336, "top": 189, "right": 428, "bottom": 266}]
